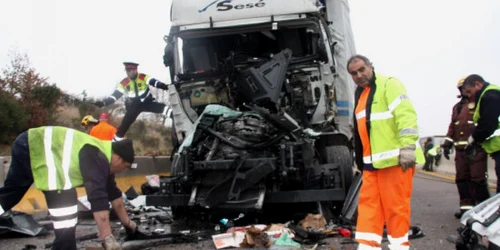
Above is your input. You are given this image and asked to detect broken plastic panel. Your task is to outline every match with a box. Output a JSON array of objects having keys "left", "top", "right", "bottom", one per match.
[{"left": 0, "top": 211, "right": 47, "bottom": 237}]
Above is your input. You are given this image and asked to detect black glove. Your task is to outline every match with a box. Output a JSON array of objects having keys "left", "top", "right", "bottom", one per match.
[
  {"left": 443, "top": 147, "right": 451, "bottom": 160},
  {"left": 93, "top": 101, "right": 105, "bottom": 108},
  {"left": 155, "top": 80, "right": 169, "bottom": 91}
]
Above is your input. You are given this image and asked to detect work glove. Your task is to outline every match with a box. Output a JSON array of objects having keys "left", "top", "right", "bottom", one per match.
[
  {"left": 399, "top": 145, "right": 416, "bottom": 171},
  {"left": 93, "top": 101, "right": 105, "bottom": 108},
  {"left": 102, "top": 234, "right": 121, "bottom": 250},
  {"left": 443, "top": 147, "right": 451, "bottom": 160}
]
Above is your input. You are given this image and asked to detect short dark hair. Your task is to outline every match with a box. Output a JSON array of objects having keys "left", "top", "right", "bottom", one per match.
[
  {"left": 462, "top": 74, "right": 485, "bottom": 87},
  {"left": 347, "top": 54, "right": 372, "bottom": 70}
]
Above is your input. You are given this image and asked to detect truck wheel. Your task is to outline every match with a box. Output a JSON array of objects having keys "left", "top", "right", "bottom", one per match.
[{"left": 323, "top": 145, "right": 354, "bottom": 192}]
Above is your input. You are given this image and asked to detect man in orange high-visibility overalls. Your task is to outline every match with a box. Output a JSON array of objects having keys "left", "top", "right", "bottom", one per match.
[{"left": 349, "top": 55, "right": 425, "bottom": 250}]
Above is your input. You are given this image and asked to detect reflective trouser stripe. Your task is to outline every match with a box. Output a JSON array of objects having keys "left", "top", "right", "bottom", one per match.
[
  {"left": 357, "top": 243, "right": 382, "bottom": 250},
  {"left": 53, "top": 217, "right": 78, "bottom": 229},
  {"left": 355, "top": 231, "right": 383, "bottom": 243},
  {"left": 49, "top": 204, "right": 78, "bottom": 229},
  {"left": 387, "top": 244, "right": 410, "bottom": 250},
  {"left": 44, "top": 189, "right": 78, "bottom": 230},
  {"left": 460, "top": 205, "right": 474, "bottom": 210},
  {"left": 356, "top": 168, "right": 413, "bottom": 250},
  {"left": 49, "top": 205, "right": 78, "bottom": 217},
  {"left": 0, "top": 205, "right": 4, "bottom": 214},
  {"left": 140, "top": 92, "right": 152, "bottom": 102},
  {"left": 388, "top": 233, "right": 409, "bottom": 249}
]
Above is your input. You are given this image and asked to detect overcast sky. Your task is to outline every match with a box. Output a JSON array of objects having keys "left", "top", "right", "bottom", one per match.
[{"left": 1, "top": 0, "right": 499, "bottom": 137}]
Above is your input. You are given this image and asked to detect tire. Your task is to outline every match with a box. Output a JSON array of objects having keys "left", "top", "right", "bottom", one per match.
[{"left": 323, "top": 145, "right": 354, "bottom": 193}]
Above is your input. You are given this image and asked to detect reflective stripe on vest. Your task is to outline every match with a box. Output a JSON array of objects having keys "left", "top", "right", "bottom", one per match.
[
  {"left": 486, "top": 127, "right": 500, "bottom": 140},
  {"left": 473, "top": 84, "right": 500, "bottom": 154},
  {"left": 363, "top": 74, "right": 425, "bottom": 169},
  {"left": 29, "top": 126, "right": 112, "bottom": 191},
  {"left": 43, "top": 127, "right": 58, "bottom": 190},
  {"left": 428, "top": 147, "right": 438, "bottom": 156}
]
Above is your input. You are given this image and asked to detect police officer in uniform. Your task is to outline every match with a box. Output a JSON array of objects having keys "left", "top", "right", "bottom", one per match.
[
  {"left": 94, "top": 62, "right": 171, "bottom": 141},
  {"left": 442, "top": 77, "right": 490, "bottom": 218},
  {"left": 0, "top": 126, "right": 139, "bottom": 250}
]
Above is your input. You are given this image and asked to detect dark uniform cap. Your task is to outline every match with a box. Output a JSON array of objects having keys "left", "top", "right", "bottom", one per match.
[
  {"left": 112, "top": 139, "right": 135, "bottom": 163},
  {"left": 123, "top": 62, "right": 139, "bottom": 69}
]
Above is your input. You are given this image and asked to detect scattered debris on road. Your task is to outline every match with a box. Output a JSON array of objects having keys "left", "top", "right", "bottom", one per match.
[{"left": 0, "top": 211, "right": 47, "bottom": 237}]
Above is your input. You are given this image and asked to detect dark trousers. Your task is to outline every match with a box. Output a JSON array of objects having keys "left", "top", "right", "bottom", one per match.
[
  {"left": 0, "top": 132, "right": 78, "bottom": 250},
  {"left": 0, "top": 132, "right": 32, "bottom": 211},
  {"left": 117, "top": 100, "right": 166, "bottom": 137},
  {"left": 455, "top": 150, "right": 490, "bottom": 207},
  {"left": 423, "top": 155, "right": 434, "bottom": 171},
  {"left": 43, "top": 189, "right": 78, "bottom": 250},
  {"left": 493, "top": 151, "right": 500, "bottom": 194}
]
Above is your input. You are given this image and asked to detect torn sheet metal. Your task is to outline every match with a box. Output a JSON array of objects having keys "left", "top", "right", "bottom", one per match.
[
  {"left": 0, "top": 211, "right": 47, "bottom": 237},
  {"left": 460, "top": 193, "right": 500, "bottom": 247}
]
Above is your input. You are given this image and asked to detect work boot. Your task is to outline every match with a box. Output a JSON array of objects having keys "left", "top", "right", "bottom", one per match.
[{"left": 454, "top": 208, "right": 472, "bottom": 219}]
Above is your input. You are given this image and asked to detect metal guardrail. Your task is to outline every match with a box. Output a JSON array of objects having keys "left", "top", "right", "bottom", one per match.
[
  {"left": 0, "top": 156, "right": 172, "bottom": 187},
  {"left": 0, "top": 155, "right": 172, "bottom": 213}
]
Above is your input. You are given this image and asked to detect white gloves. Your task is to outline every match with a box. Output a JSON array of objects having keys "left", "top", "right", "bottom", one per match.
[
  {"left": 399, "top": 145, "right": 416, "bottom": 171},
  {"left": 103, "top": 235, "right": 121, "bottom": 250}
]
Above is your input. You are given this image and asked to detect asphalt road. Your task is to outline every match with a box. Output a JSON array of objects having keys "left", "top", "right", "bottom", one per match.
[{"left": 0, "top": 170, "right": 476, "bottom": 250}]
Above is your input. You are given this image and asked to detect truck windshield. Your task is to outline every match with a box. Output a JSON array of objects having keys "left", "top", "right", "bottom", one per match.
[{"left": 174, "top": 22, "right": 324, "bottom": 77}]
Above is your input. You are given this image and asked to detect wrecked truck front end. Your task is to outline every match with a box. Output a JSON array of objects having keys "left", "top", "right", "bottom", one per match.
[{"left": 147, "top": 1, "right": 356, "bottom": 216}]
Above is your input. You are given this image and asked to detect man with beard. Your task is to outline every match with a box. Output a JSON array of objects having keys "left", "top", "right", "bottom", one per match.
[{"left": 349, "top": 55, "right": 425, "bottom": 250}]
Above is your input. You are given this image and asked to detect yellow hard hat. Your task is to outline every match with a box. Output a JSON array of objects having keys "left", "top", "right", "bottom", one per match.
[
  {"left": 81, "top": 115, "right": 98, "bottom": 126},
  {"left": 457, "top": 76, "right": 467, "bottom": 88}
]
